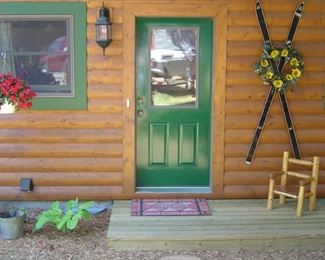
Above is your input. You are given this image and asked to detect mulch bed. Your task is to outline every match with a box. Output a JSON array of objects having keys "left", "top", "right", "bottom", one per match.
[{"left": 1, "top": 208, "right": 325, "bottom": 260}]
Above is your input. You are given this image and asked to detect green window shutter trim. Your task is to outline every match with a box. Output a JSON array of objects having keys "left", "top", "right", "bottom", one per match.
[{"left": 0, "top": 2, "right": 87, "bottom": 110}]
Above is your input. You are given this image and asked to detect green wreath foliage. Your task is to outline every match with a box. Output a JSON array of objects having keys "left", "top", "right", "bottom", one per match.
[{"left": 254, "top": 44, "right": 304, "bottom": 93}]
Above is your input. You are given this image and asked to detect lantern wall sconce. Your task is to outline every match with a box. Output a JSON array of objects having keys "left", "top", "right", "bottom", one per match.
[{"left": 95, "top": 3, "right": 112, "bottom": 55}]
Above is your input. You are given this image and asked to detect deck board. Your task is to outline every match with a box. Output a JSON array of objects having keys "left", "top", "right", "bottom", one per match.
[{"left": 107, "top": 199, "right": 325, "bottom": 250}]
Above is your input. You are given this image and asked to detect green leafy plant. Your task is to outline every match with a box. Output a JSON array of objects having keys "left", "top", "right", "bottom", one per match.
[{"left": 33, "top": 198, "right": 94, "bottom": 232}]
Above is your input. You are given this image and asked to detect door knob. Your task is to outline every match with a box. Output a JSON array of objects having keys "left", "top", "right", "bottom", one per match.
[{"left": 137, "top": 109, "right": 144, "bottom": 117}]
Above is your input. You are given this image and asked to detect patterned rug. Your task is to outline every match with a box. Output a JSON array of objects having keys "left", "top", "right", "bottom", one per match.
[{"left": 131, "top": 199, "right": 212, "bottom": 216}]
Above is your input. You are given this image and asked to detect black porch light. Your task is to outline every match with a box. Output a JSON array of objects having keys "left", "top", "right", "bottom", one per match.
[{"left": 95, "top": 3, "right": 112, "bottom": 55}]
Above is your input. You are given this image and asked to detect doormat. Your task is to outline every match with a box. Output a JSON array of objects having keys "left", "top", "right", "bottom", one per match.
[{"left": 131, "top": 199, "right": 212, "bottom": 216}]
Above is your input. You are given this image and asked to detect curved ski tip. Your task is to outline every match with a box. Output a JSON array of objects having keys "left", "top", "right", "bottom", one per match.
[{"left": 245, "top": 161, "right": 252, "bottom": 165}]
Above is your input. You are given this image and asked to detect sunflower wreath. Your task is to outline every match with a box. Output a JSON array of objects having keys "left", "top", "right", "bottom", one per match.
[{"left": 254, "top": 44, "right": 304, "bottom": 93}]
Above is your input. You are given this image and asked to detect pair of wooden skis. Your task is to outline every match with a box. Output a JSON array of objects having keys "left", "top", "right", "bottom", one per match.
[{"left": 245, "top": 0, "right": 304, "bottom": 164}]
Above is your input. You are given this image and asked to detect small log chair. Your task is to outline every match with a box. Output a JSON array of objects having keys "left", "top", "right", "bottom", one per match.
[{"left": 267, "top": 151, "right": 320, "bottom": 217}]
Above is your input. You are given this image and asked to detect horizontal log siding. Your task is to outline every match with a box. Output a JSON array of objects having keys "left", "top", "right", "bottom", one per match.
[
  {"left": 0, "top": 0, "right": 324, "bottom": 200},
  {"left": 224, "top": 0, "right": 325, "bottom": 198},
  {"left": 0, "top": 0, "right": 124, "bottom": 200}
]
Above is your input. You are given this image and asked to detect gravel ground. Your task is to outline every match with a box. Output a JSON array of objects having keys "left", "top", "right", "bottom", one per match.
[{"left": 0, "top": 209, "right": 325, "bottom": 260}]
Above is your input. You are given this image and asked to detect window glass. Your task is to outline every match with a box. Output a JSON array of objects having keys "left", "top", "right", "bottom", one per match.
[
  {"left": 150, "top": 27, "right": 198, "bottom": 107},
  {"left": 0, "top": 18, "right": 72, "bottom": 96}
]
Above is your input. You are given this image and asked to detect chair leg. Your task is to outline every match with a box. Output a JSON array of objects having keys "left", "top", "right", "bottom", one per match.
[
  {"left": 279, "top": 178, "right": 286, "bottom": 205},
  {"left": 296, "top": 185, "right": 305, "bottom": 217},
  {"left": 309, "top": 190, "right": 317, "bottom": 211},
  {"left": 309, "top": 156, "right": 320, "bottom": 211},
  {"left": 267, "top": 178, "right": 274, "bottom": 210},
  {"left": 280, "top": 151, "right": 289, "bottom": 205},
  {"left": 279, "top": 193, "right": 286, "bottom": 205}
]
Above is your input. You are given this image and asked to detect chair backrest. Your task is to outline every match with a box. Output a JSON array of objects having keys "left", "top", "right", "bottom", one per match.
[{"left": 281, "top": 151, "right": 320, "bottom": 187}]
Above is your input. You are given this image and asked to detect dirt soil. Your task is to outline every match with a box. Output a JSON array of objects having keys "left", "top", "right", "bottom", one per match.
[{"left": 0, "top": 209, "right": 325, "bottom": 260}]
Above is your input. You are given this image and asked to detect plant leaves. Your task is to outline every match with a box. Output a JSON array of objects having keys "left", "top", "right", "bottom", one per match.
[
  {"left": 56, "top": 212, "right": 72, "bottom": 231},
  {"left": 67, "top": 214, "right": 80, "bottom": 230},
  {"left": 79, "top": 209, "right": 91, "bottom": 219},
  {"left": 33, "top": 216, "right": 49, "bottom": 232},
  {"left": 33, "top": 198, "right": 93, "bottom": 232},
  {"left": 44, "top": 212, "right": 62, "bottom": 224},
  {"left": 66, "top": 199, "right": 78, "bottom": 211},
  {"left": 50, "top": 201, "right": 61, "bottom": 211},
  {"left": 56, "top": 219, "right": 67, "bottom": 230},
  {"left": 79, "top": 201, "right": 94, "bottom": 210}
]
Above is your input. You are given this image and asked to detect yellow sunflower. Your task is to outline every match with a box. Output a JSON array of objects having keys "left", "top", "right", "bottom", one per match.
[
  {"left": 281, "top": 49, "right": 289, "bottom": 57},
  {"left": 260, "top": 59, "right": 269, "bottom": 67},
  {"left": 270, "top": 50, "right": 280, "bottom": 59},
  {"left": 285, "top": 74, "right": 293, "bottom": 81},
  {"left": 273, "top": 80, "right": 283, "bottom": 89},
  {"left": 290, "top": 58, "right": 299, "bottom": 67},
  {"left": 292, "top": 68, "right": 301, "bottom": 78},
  {"left": 265, "top": 71, "right": 274, "bottom": 79}
]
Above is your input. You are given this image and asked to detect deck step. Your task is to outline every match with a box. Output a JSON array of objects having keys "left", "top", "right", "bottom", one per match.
[{"left": 107, "top": 199, "right": 325, "bottom": 250}]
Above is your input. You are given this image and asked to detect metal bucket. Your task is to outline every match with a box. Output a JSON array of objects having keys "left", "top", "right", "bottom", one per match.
[{"left": 0, "top": 209, "right": 25, "bottom": 240}]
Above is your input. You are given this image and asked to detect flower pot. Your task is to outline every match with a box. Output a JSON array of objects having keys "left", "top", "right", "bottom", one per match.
[
  {"left": 0, "top": 98, "right": 16, "bottom": 114},
  {"left": 0, "top": 209, "right": 25, "bottom": 240}
]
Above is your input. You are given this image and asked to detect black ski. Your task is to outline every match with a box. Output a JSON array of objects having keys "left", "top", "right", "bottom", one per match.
[
  {"left": 245, "top": 1, "right": 304, "bottom": 164},
  {"left": 246, "top": 87, "right": 276, "bottom": 164},
  {"left": 277, "top": 2, "right": 304, "bottom": 160},
  {"left": 279, "top": 92, "right": 301, "bottom": 159}
]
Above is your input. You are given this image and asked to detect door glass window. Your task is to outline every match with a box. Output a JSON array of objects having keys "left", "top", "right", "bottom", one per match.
[{"left": 150, "top": 27, "right": 198, "bottom": 107}]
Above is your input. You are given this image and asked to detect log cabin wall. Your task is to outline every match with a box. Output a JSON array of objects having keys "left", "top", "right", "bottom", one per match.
[{"left": 0, "top": 0, "right": 324, "bottom": 200}]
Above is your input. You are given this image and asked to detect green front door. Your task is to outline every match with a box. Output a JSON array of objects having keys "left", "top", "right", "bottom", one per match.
[{"left": 136, "top": 18, "right": 213, "bottom": 189}]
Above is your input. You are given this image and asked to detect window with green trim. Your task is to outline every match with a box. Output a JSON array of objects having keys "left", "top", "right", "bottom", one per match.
[{"left": 0, "top": 2, "right": 87, "bottom": 110}]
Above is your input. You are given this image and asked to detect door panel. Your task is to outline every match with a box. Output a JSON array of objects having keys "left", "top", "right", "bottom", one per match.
[
  {"left": 179, "top": 123, "right": 198, "bottom": 165},
  {"left": 136, "top": 18, "right": 213, "bottom": 188},
  {"left": 149, "top": 123, "right": 168, "bottom": 165}
]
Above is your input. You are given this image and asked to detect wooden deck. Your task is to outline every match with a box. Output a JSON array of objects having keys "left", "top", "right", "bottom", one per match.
[{"left": 107, "top": 199, "right": 325, "bottom": 250}]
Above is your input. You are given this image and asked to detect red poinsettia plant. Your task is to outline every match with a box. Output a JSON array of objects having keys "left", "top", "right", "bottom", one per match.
[{"left": 0, "top": 73, "right": 37, "bottom": 110}]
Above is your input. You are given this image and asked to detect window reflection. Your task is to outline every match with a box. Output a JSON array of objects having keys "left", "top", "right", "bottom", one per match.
[
  {"left": 150, "top": 28, "right": 198, "bottom": 107},
  {"left": 0, "top": 19, "right": 71, "bottom": 95}
]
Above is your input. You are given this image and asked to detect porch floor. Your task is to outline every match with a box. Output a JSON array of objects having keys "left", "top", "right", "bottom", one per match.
[{"left": 107, "top": 199, "right": 325, "bottom": 250}]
